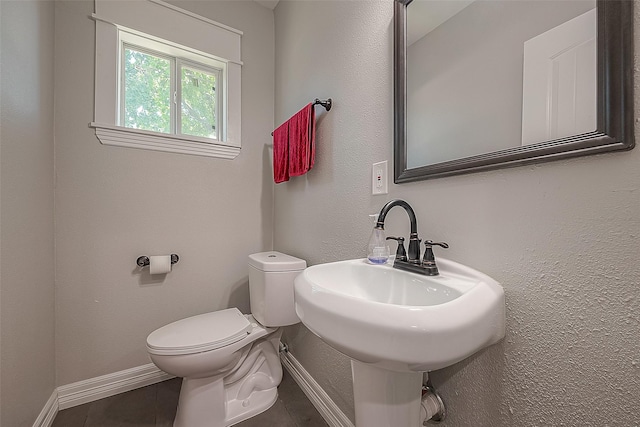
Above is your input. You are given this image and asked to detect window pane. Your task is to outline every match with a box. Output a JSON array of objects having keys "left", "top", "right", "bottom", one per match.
[
  {"left": 180, "top": 66, "right": 217, "bottom": 139},
  {"left": 123, "top": 47, "right": 171, "bottom": 133}
]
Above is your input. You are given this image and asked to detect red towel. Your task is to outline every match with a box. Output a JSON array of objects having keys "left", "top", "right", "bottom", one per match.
[
  {"left": 289, "top": 103, "right": 315, "bottom": 177},
  {"left": 272, "top": 103, "right": 316, "bottom": 183},
  {"left": 273, "top": 121, "right": 289, "bottom": 183}
]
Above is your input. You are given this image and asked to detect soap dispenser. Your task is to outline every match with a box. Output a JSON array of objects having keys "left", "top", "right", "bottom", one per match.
[{"left": 367, "top": 214, "right": 390, "bottom": 264}]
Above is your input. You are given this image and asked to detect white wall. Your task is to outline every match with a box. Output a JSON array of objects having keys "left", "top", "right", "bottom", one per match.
[
  {"left": 0, "top": 1, "right": 56, "bottom": 425},
  {"left": 54, "top": 0, "right": 275, "bottom": 385},
  {"left": 274, "top": 1, "right": 640, "bottom": 425}
]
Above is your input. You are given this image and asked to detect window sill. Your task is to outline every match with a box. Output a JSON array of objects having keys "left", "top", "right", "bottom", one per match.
[{"left": 90, "top": 123, "right": 240, "bottom": 159}]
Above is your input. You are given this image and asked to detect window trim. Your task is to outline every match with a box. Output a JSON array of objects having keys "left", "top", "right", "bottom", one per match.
[
  {"left": 92, "top": 123, "right": 241, "bottom": 159},
  {"left": 90, "top": 0, "right": 242, "bottom": 159}
]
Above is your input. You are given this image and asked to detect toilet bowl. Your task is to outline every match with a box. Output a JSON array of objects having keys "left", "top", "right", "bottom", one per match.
[{"left": 146, "top": 252, "right": 306, "bottom": 427}]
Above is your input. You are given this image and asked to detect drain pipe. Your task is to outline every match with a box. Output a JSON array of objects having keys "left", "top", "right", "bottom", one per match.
[{"left": 421, "top": 377, "right": 446, "bottom": 424}]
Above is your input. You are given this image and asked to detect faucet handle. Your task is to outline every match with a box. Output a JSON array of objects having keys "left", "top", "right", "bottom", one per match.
[
  {"left": 422, "top": 240, "right": 448, "bottom": 275},
  {"left": 425, "top": 240, "right": 449, "bottom": 249},
  {"left": 423, "top": 240, "right": 448, "bottom": 263},
  {"left": 386, "top": 236, "right": 408, "bottom": 261}
]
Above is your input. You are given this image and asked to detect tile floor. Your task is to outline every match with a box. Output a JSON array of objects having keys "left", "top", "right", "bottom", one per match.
[{"left": 52, "top": 369, "right": 328, "bottom": 427}]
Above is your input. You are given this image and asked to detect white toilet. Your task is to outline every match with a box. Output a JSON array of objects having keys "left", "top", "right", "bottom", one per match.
[{"left": 146, "top": 251, "right": 306, "bottom": 427}]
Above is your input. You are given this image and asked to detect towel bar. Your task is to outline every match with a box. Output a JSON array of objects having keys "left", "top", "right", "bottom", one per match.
[
  {"left": 271, "top": 98, "right": 331, "bottom": 136},
  {"left": 313, "top": 98, "right": 332, "bottom": 111}
]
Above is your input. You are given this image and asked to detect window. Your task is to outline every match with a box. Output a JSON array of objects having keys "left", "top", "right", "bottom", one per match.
[
  {"left": 119, "top": 31, "right": 224, "bottom": 141},
  {"left": 179, "top": 64, "right": 220, "bottom": 139},
  {"left": 122, "top": 46, "right": 173, "bottom": 134},
  {"left": 91, "top": 0, "right": 242, "bottom": 159}
]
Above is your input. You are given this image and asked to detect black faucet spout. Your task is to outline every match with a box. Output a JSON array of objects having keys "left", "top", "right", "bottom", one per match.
[
  {"left": 375, "top": 199, "right": 417, "bottom": 233},
  {"left": 375, "top": 199, "right": 420, "bottom": 261}
]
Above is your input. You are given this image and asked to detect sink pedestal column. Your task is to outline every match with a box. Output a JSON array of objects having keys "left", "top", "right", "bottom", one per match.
[{"left": 351, "top": 360, "right": 422, "bottom": 427}]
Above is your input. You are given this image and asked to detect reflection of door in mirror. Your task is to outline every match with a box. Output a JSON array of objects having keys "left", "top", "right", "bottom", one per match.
[
  {"left": 406, "top": 0, "right": 596, "bottom": 169},
  {"left": 521, "top": 9, "right": 596, "bottom": 146}
]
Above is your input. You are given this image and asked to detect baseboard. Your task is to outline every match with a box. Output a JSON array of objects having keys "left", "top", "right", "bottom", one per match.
[
  {"left": 57, "top": 363, "right": 174, "bottom": 410},
  {"left": 280, "top": 349, "right": 354, "bottom": 427},
  {"left": 48, "top": 354, "right": 348, "bottom": 426},
  {"left": 32, "top": 389, "right": 59, "bottom": 427}
]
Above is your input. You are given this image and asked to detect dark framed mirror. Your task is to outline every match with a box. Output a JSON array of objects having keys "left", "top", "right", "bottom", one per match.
[{"left": 394, "top": 0, "right": 634, "bottom": 183}]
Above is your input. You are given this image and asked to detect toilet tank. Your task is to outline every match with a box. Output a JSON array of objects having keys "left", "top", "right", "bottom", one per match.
[{"left": 248, "top": 251, "right": 307, "bottom": 327}]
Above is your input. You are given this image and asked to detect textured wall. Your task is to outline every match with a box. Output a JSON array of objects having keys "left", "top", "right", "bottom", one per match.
[
  {"left": 0, "top": 1, "right": 56, "bottom": 425},
  {"left": 54, "top": 0, "right": 275, "bottom": 385},
  {"left": 274, "top": 1, "right": 640, "bottom": 425}
]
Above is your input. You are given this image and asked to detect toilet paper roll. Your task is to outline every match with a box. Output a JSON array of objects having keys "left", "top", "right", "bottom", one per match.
[{"left": 149, "top": 255, "right": 172, "bottom": 274}]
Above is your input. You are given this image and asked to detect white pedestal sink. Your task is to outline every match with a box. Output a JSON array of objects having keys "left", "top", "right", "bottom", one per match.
[{"left": 294, "top": 257, "right": 505, "bottom": 427}]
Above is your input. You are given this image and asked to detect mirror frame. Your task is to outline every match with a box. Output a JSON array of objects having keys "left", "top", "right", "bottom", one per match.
[{"left": 394, "top": 0, "right": 634, "bottom": 183}]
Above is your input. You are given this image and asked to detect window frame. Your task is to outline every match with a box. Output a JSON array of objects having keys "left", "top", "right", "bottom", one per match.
[
  {"left": 90, "top": 0, "right": 242, "bottom": 159},
  {"left": 118, "top": 30, "right": 225, "bottom": 141},
  {"left": 176, "top": 58, "right": 223, "bottom": 141}
]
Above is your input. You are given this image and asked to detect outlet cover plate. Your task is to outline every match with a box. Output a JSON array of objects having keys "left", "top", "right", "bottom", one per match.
[{"left": 372, "top": 161, "right": 388, "bottom": 195}]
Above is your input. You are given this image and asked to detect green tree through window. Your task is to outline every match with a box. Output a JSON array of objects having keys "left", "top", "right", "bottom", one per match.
[
  {"left": 124, "top": 47, "right": 171, "bottom": 133},
  {"left": 122, "top": 44, "right": 221, "bottom": 140},
  {"left": 181, "top": 66, "right": 218, "bottom": 139}
]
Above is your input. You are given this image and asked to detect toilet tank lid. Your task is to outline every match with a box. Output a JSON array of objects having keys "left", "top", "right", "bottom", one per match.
[{"left": 248, "top": 251, "right": 307, "bottom": 272}]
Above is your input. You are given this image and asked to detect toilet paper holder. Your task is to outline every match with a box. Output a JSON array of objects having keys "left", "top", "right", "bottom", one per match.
[{"left": 136, "top": 254, "right": 180, "bottom": 268}]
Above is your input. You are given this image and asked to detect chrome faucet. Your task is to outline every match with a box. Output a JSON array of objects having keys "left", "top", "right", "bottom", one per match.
[{"left": 375, "top": 199, "right": 448, "bottom": 276}]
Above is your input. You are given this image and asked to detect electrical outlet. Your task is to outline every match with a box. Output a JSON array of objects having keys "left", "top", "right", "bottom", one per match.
[{"left": 372, "top": 161, "right": 388, "bottom": 195}]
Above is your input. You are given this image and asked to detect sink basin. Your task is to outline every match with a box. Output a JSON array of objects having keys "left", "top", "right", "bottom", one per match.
[
  {"left": 294, "top": 257, "right": 505, "bottom": 372},
  {"left": 294, "top": 257, "right": 505, "bottom": 426}
]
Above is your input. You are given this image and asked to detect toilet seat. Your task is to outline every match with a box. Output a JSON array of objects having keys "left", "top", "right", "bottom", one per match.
[{"left": 147, "top": 308, "right": 253, "bottom": 356}]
